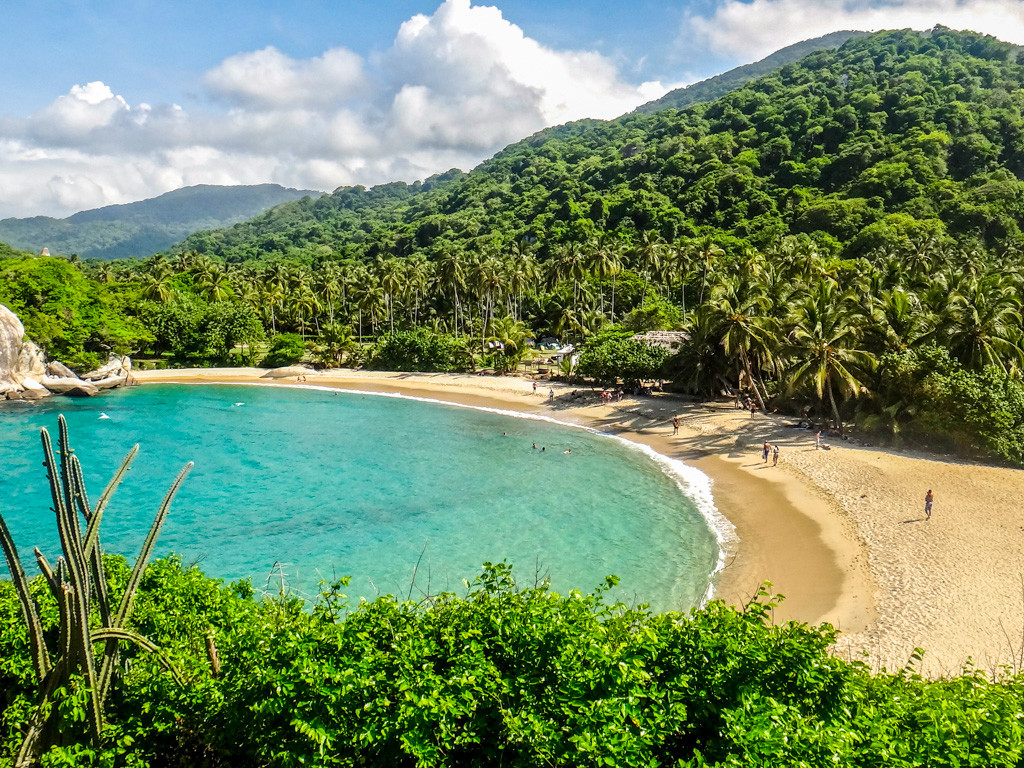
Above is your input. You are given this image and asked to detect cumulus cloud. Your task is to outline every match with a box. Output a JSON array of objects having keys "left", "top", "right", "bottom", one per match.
[
  {"left": 0, "top": 0, "right": 668, "bottom": 218},
  {"left": 688, "top": 0, "right": 1024, "bottom": 61}
]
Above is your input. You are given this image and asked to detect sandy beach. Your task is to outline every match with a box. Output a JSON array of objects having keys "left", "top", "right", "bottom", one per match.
[{"left": 133, "top": 367, "right": 1024, "bottom": 677}]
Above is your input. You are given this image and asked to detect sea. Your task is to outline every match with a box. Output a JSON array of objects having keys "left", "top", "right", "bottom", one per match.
[{"left": 0, "top": 383, "right": 732, "bottom": 612}]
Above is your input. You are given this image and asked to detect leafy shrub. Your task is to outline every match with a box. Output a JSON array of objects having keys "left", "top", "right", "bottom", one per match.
[
  {"left": 259, "top": 333, "right": 306, "bottom": 368},
  {"left": 367, "top": 328, "right": 472, "bottom": 372},
  {"left": 578, "top": 331, "right": 669, "bottom": 385},
  {"left": 4, "top": 561, "right": 1024, "bottom": 766}
]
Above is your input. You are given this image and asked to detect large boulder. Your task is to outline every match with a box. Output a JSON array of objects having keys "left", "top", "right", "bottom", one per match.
[
  {"left": 0, "top": 303, "right": 109, "bottom": 401},
  {"left": 42, "top": 376, "right": 98, "bottom": 395},
  {"left": 0, "top": 304, "right": 25, "bottom": 392},
  {"left": 82, "top": 354, "right": 132, "bottom": 382}
]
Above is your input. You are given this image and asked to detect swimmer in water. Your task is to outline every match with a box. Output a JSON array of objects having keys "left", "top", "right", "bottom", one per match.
[{"left": 563, "top": 449, "right": 571, "bottom": 454}]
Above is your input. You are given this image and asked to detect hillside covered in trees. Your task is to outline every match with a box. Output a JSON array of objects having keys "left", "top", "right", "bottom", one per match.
[
  {"left": 632, "top": 29, "right": 867, "bottom": 115},
  {"left": 5, "top": 28, "right": 1024, "bottom": 463},
  {"left": 175, "top": 27, "right": 1024, "bottom": 263},
  {"left": 0, "top": 184, "right": 320, "bottom": 261}
]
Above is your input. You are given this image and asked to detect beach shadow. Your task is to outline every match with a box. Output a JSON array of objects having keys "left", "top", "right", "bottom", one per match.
[{"left": 899, "top": 518, "right": 926, "bottom": 524}]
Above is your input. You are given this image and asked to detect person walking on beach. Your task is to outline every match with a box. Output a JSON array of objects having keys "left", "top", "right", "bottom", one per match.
[
  {"left": 749, "top": 400, "right": 757, "bottom": 418},
  {"left": 672, "top": 416, "right": 680, "bottom": 435},
  {"left": 533, "top": 381, "right": 537, "bottom": 393},
  {"left": 762, "top": 441, "right": 770, "bottom": 463},
  {"left": 549, "top": 388, "right": 554, "bottom": 401},
  {"left": 815, "top": 430, "right": 822, "bottom": 450},
  {"left": 925, "top": 489, "right": 934, "bottom": 520},
  {"left": 772, "top": 444, "right": 780, "bottom": 466}
]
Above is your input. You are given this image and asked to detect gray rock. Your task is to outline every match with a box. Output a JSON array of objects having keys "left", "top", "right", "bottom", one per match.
[
  {"left": 42, "top": 375, "right": 96, "bottom": 394},
  {"left": 64, "top": 384, "right": 99, "bottom": 398},
  {"left": 261, "top": 366, "right": 315, "bottom": 379},
  {"left": 46, "top": 360, "right": 78, "bottom": 378},
  {"left": 89, "top": 375, "right": 124, "bottom": 390},
  {"left": 0, "top": 304, "right": 25, "bottom": 391}
]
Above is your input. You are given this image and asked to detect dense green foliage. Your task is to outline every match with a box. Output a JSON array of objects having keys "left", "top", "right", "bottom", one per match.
[
  {"left": 176, "top": 28, "right": 1024, "bottom": 261},
  {"left": 633, "top": 30, "right": 866, "bottom": 115},
  {"left": 3, "top": 559, "right": 1024, "bottom": 766},
  {"left": 0, "top": 251, "right": 150, "bottom": 370},
  {"left": 577, "top": 330, "right": 670, "bottom": 384},
  {"left": 0, "top": 185, "right": 318, "bottom": 261},
  {"left": 871, "top": 345, "right": 1024, "bottom": 462},
  {"left": 367, "top": 328, "right": 472, "bottom": 372}
]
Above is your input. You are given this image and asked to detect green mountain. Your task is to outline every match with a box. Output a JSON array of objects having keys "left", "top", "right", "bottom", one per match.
[
  {"left": 0, "top": 184, "right": 321, "bottom": 261},
  {"left": 174, "top": 28, "right": 1024, "bottom": 265},
  {"left": 632, "top": 30, "right": 867, "bottom": 115}
]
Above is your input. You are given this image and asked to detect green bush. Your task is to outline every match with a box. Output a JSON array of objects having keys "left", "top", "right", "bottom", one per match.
[
  {"left": 259, "top": 333, "right": 307, "bottom": 368},
  {"left": 367, "top": 328, "right": 472, "bottom": 372},
  {"left": 4, "top": 560, "right": 1024, "bottom": 766}
]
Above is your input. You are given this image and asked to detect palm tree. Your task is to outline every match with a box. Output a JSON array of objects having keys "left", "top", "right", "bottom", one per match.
[
  {"left": 694, "top": 234, "right": 725, "bottom": 305},
  {"left": 436, "top": 249, "right": 466, "bottom": 335},
  {"left": 631, "top": 232, "right": 664, "bottom": 301},
  {"left": 783, "top": 279, "right": 875, "bottom": 433},
  {"left": 939, "top": 272, "right": 1024, "bottom": 374},
  {"left": 485, "top": 317, "right": 532, "bottom": 373},
  {"left": 587, "top": 234, "right": 623, "bottom": 320},
  {"left": 703, "top": 279, "right": 775, "bottom": 411}
]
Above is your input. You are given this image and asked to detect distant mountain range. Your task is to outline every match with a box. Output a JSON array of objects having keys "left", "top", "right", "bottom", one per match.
[
  {"left": 0, "top": 184, "right": 321, "bottom": 261},
  {"left": 632, "top": 30, "right": 867, "bottom": 115}
]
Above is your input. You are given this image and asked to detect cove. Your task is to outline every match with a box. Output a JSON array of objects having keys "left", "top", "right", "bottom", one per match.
[{"left": 0, "top": 383, "right": 723, "bottom": 611}]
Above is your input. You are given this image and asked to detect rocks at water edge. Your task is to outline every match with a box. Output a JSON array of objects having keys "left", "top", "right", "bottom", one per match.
[{"left": 0, "top": 303, "right": 132, "bottom": 401}]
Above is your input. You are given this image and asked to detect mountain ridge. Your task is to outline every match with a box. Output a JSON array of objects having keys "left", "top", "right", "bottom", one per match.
[
  {"left": 0, "top": 183, "right": 321, "bottom": 260},
  {"left": 631, "top": 30, "right": 868, "bottom": 115}
]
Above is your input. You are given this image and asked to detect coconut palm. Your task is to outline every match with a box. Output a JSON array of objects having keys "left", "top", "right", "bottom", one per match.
[
  {"left": 939, "top": 272, "right": 1024, "bottom": 374},
  {"left": 784, "top": 279, "right": 876, "bottom": 433}
]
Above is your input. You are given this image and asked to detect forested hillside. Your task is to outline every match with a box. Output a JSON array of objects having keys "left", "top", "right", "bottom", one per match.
[
  {"left": 0, "top": 184, "right": 319, "bottom": 261},
  {"left": 632, "top": 30, "right": 866, "bottom": 115},
  {"left": 176, "top": 27, "right": 1024, "bottom": 263}
]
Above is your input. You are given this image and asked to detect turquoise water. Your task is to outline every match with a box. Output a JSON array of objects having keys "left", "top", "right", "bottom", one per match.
[{"left": 0, "top": 384, "right": 722, "bottom": 611}]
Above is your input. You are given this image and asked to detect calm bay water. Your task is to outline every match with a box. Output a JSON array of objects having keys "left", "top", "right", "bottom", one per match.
[{"left": 0, "top": 384, "right": 722, "bottom": 611}]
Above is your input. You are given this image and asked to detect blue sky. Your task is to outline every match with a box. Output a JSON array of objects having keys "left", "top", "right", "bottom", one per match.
[{"left": 1, "top": 0, "right": 1022, "bottom": 218}]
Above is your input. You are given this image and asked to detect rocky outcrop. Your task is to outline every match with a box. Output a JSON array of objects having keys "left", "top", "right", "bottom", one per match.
[{"left": 0, "top": 303, "right": 131, "bottom": 401}]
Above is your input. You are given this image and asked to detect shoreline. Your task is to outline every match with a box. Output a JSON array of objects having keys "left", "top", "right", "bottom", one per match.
[{"left": 132, "top": 368, "right": 1024, "bottom": 675}]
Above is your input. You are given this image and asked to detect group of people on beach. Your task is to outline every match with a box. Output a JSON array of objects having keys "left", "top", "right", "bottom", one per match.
[{"left": 762, "top": 440, "right": 781, "bottom": 466}]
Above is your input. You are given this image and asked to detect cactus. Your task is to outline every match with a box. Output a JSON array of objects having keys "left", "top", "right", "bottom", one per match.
[{"left": 0, "top": 415, "right": 192, "bottom": 767}]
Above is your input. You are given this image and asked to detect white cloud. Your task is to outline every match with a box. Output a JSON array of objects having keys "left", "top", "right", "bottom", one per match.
[
  {"left": 688, "top": 0, "right": 1024, "bottom": 61},
  {"left": 0, "top": 0, "right": 668, "bottom": 219}
]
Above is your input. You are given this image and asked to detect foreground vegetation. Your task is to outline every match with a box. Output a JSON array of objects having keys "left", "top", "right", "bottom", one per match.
[{"left": 3, "top": 558, "right": 1024, "bottom": 767}]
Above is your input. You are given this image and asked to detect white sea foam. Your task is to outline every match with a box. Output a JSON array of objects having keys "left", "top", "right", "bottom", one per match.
[{"left": 234, "top": 381, "right": 740, "bottom": 604}]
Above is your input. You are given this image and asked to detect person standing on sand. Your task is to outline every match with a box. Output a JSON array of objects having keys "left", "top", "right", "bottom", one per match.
[
  {"left": 762, "top": 441, "right": 770, "bottom": 463},
  {"left": 772, "top": 444, "right": 780, "bottom": 466},
  {"left": 533, "top": 381, "right": 537, "bottom": 393},
  {"left": 749, "top": 400, "right": 757, "bottom": 417},
  {"left": 925, "top": 489, "right": 934, "bottom": 519},
  {"left": 672, "top": 416, "right": 680, "bottom": 435},
  {"left": 815, "top": 431, "right": 822, "bottom": 450},
  {"left": 549, "top": 388, "right": 554, "bottom": 401}
]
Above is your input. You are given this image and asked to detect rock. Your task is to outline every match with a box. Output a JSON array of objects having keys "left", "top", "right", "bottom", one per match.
[
  {"left": 46, "top": 360, "right": 78, "bottom": 378},
  {"left": 82, "top": 354, "right": 132, "bottom": 382},
  {"left": 17, "top": 341, "right": 46, "bottom": 377},
  {"left": 20, "top": 376, "right": 47, "bottom": 392},
  {"left": 64, "top": 384, "right": 99, "bottom": 398},
  {"left": 89, "top": 376, "right": 124, "bottom": 391},
  {"left": 42, "top": 375, "right": 97, "bottom": 395},
  {"left": 0, "top": 304, "right": 25, "bottom": 391},
  {"left": 261, "top": 366, "right": 315, "bottom": 379},
  {"left": 15, "top": 387, "right": 51, "bottom": 401}
]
